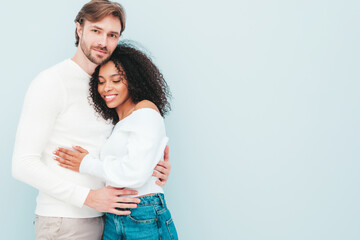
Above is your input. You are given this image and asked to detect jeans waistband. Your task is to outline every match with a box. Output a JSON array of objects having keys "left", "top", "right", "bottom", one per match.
[{"left": 137, "top": 193, "right": 166, "bottom": 207}]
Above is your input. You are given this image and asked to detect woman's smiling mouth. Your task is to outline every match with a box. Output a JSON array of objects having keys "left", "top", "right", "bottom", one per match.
[{"left": 103, "top": 94, "right": 117, "bottom": 102}]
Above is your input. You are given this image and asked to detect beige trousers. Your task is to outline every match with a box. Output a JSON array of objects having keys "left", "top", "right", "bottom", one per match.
[{"left": 34, "top": 215, "right": 104, "bottom": 240}]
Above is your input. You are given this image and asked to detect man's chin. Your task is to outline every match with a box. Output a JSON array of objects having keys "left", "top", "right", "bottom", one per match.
[{"left": 87, "top": 55, "right": 107, "bottom": 65}]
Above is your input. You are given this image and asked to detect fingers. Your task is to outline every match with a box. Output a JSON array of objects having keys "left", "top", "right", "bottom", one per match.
[
  {"left": 155, "top": 180, "right": 166, "bottom": 186},
  {"left": 154, "top": 166, "right": 170, "bottom": 184},
  {"left": 153, "top": 169, "right": 168, "bottom": 187},
  {"left": 109, "top": 191, "right": 140, "bottom": 216},
  {"left": 58, "top": 147, "right": 78, "bottom": 156},
  {"left": 54, "top": 156, "right": 77, "bottom": 171},
  {"left": 164, "top": 145, "right": 169, "bottom": 162},
  {"left": 154, "top": 165, "right": 166, "bottom": 173},
  {"left": 54, "top": 156, "right": 74, "bottom": 166},
  {"left": 111, "top": 209, "right": 131, "bottom": 215},
  {"left": 154, "top": 165, "right": 169, "bottom": 175},
  {"left": 73, "top": 145, "right": 89, "bottom": 154},
  {"left": 153, "top": 171, "right": 168, "bottom": 181},
  {"left": 156, "top": 160, "right": 171, "bottom": 169},
  {"left": 155, "top": 148, "right": 171, "bottom": 188},
  {"left": 113, "top": 202, "right": 138, "bottom": 209},
  {"left": 53, "top": 149, "right": 76, "bottom": 161},
  {"left": 108, "top": 187, "right": 139, "bottom": 197},
  {"left": 110, "top": 198, "right": 139, "bottom": 216},
  {"left": 105, "top": 187, "right": 140, "bottom": 202},
  {"left": 116, "top": 196, "right": 141, "bottom": 204}
]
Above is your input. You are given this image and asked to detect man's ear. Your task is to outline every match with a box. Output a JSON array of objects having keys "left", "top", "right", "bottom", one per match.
[{"left": 76, "top": 22, "right": 83, "bottom": 40}]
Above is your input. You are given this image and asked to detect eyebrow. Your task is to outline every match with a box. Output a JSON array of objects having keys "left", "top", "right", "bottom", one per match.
[
  {"left": 91, "top": 25, "right": 103, "bottom": 30},
  {"left": 98, "top": 74, "right": 122, "bottom": 79},
  {"left": 110, "top": 74, "right": 121, "bottom": 77},
  {"left": 90, "top": 25, "right": 120, "bottom": 35}
]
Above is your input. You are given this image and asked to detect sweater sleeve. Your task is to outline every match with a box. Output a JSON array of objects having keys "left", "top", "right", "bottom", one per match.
[
  {"left": 80, "top": 109, "right": 168, "bottom": 188},
  {"left": 12, "top": 72, "right": 90, "bottom": 208}
]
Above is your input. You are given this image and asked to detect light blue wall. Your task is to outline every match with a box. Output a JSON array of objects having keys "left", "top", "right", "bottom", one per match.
[{"left": 1, "top": 0, "right": 360, "bottom": 239}]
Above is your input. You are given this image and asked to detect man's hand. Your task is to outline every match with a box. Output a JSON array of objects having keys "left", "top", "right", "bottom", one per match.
[
  {"left": 153, "top": 145, "right": 171, "bottom": 186},
  {"left": 84, "top": 186, "right": 140, "bottom": 215}
]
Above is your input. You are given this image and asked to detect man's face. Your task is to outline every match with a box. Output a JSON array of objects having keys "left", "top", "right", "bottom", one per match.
[{"left": 77, "top": 15, "right": 121, "bottom": 65}]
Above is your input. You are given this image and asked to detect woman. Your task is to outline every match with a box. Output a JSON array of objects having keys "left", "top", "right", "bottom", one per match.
[{"left": 53, "top": 42, "right": 178, "bottom": 240}]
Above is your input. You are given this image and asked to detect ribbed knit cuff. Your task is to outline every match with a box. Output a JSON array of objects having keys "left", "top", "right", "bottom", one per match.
[
  {"left": 80, "top": 154, "right": 105, "bottom": 180},
  {"left": 69, "top": 185, "right": 91, "bottom": 208}
]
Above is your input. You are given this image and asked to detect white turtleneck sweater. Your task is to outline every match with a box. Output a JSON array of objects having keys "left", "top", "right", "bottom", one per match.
[{"left": 12, "top": 59, "right": 113, "bottom": 218}]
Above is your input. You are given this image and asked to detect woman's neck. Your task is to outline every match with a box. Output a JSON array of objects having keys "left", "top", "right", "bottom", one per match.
[{"left": 116, "top": 99, "right": 136, "bottom": 121}]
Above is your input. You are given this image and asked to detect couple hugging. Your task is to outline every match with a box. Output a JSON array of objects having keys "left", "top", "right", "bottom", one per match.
[{"left": 12, "top": 0, "right": 178, "bottom": 239}]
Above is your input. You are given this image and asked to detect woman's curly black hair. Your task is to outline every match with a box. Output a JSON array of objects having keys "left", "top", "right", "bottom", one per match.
[{"left": 89, "top": 42, "right": 171, "bottom": 124}]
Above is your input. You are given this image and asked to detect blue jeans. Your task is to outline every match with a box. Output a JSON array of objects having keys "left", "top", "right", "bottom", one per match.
[{"left": 103, "top": 193, "right": 178, "bottom": 240}]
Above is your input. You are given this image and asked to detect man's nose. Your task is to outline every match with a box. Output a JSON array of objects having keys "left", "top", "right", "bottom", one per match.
[{"left": 97, "top": 34, "right": 107, "bottom": 47}]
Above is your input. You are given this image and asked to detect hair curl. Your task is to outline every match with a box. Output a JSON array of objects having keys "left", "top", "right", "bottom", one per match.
[{"left": 89, "top": 42, "right": 171, "bottom": 124}]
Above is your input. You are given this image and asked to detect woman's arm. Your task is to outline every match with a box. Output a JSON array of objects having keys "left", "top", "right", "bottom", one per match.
[{"left": 54, "top": 108, "right": 170, "bottom": 188}]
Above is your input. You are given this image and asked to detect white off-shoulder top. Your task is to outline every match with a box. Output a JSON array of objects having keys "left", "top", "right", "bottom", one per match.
[{"left": 80, "top": 108, "right": 169, "bottom": 197}]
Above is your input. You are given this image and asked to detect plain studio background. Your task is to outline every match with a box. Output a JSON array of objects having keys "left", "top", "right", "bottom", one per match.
[{"left": 1, "top": 0, "right": 359, "bottom": 239}]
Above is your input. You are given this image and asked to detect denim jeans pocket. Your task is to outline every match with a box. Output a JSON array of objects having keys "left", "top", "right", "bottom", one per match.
[
  {"left": 156, "top": 207, "right": 178, "bottom": 239},
  {"left": 166, "top": 218, "right": 178, "bottom": 240},
  {"left": 128, "top": 205, "right": 158, "bottom": 224}
]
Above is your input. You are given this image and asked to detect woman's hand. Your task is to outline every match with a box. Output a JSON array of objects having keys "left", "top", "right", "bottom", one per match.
[{"left": 53, "top": 146, "right": 88, "bottom": 172}]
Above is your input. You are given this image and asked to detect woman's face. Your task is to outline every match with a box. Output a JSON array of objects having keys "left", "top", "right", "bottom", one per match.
[{"left": 97, "top": 61, "right": 131, "bottom": 109}]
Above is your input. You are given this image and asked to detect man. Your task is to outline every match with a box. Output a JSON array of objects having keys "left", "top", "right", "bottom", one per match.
[{"left": 12, "top": 1, "right": 171, "bottom": 239}]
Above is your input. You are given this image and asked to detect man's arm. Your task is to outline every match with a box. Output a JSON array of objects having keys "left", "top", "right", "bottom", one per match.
[
  {"left": 12, "top": 72, "right": 138, "bottom": 212},
  {"left": 153, "top": 145, "right": 171, "bottom": 186},
  {"left": 12, "top": 72, "right": 88, "bottom": 206}
]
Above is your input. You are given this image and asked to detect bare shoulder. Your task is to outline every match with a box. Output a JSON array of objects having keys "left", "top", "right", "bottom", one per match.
[{"left": 134, "top": 100, "right": 160, "bottom": 113}]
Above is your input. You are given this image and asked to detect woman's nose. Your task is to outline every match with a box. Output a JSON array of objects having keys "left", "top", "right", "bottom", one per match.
[{"left": 104, "top": 82, "right": 113, "bottom": 91}]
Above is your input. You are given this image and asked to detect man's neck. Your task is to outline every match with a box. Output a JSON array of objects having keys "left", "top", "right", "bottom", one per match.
[{"left": 71, "top": 47, "right": 98, "bottom": 76}]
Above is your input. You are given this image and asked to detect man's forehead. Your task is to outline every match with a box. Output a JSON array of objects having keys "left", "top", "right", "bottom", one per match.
[{"left": 83, "top": 17, "right": 121, "bottom": 33}]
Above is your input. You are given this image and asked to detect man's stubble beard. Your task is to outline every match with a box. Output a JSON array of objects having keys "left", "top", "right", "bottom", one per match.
[{"left": 80, "top": 38, "right": 111, "bottom": 66}]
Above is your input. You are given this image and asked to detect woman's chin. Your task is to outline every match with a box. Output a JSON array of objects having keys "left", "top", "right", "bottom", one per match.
[{"left": 105, "top": 103, "right": 117, "bottom": 109}]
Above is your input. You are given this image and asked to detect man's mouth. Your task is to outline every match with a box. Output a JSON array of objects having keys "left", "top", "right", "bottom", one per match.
[{"left": 93, "top": 48, "right": 108, "bottom": 55}]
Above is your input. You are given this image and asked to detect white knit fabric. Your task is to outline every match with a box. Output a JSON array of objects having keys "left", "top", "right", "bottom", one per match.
[
  {"left": 12, "top": 59, "right": 113, "bottom": 218},
  {"left": 80, "top": 108, "right": 168, "bottom": 197}
]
